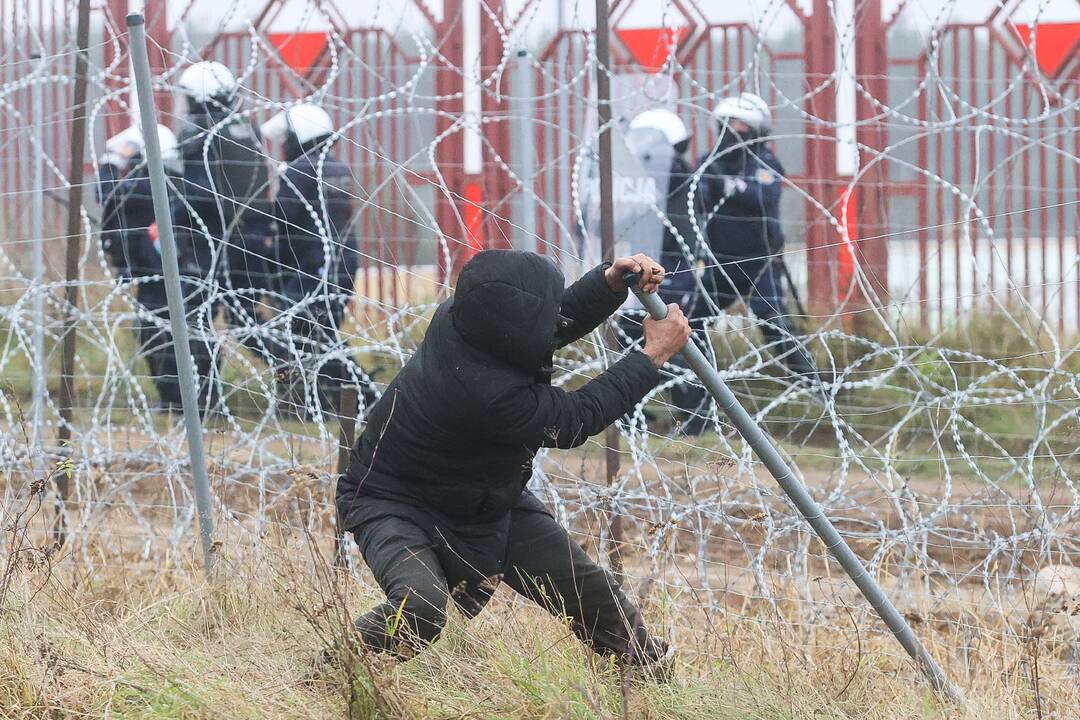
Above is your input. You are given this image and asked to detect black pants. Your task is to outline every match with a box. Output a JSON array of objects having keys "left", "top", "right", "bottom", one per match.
[
  {"left": 178, "top": 275, "right": 223, "bottom": 412},
  {"left": 133, "top": 280, "right": 182, "bottom": 405},
  {"left": 180, "top": 273, "right": 277, "bottom": 414},
  {"left": 177, "top": 232, "right": 277, "bottom": 412},
  {"left": 267, "top": 275, "right": 379, "bottom": 418},
  {"left": 352, "top": 510, "right": 664, "bottom": 662},
  {"left": 698, "top": 258, "right": 815, "bottom": 374}
]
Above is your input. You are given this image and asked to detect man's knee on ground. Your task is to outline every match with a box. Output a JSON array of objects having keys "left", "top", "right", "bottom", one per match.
[{"left": 384, "top": 588, "right": 448, "bottom": 648}]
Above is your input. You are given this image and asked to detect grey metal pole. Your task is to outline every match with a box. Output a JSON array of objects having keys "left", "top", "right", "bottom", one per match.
[
  {"left": 127, "top": 12, "right": 216, "bottom": 572},
  {"left": 511, "top": 49, "right": 538, "bottom": 253},
  {"left": 30, "top": 53, "right": 46, "bottom": 467},
  {"left": 628, "top": 280, "right": 962, "bottom": 702}
]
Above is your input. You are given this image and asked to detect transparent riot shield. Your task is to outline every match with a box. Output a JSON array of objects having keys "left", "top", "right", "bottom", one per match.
[{"left": 577, "top": 126, "right": 672, "bottom": 270}]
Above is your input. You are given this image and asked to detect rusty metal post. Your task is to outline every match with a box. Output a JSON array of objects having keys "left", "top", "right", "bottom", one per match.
[
  {"left": 804, "top": 0, "right": 838, "bottom": 315},
  {"left": 334, "top": 385, "right": 359, "bottom": 567},
  {"left": 54, "top": 0, "right": 92, "bottom": 542},
  {"left": 593, "top": 0, "right": 624, "bottom": 578},
  {"left": 480, "top": 0, "right": 513, "bottom": 249},
  {"left": 435, "top": 0, "right": 467, "bottom": 284},
  {"left": 852, "top": 0, "right": 889, "bottom": 327},
  {"left": 29, "top": 53, "right": 46, "bottom": 473}
]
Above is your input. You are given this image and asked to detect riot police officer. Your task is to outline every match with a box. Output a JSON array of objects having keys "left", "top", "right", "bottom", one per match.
[
  {"left": 97, "top": 123, "right": 182, "bottom": 409},
  {"left": 261, "top": 103, "right": 379, "bottom": 418},
  {"left": 697, "top": 92, "right": 815, "bottom": 383},
  {"left": 172, "top": 60, "right": 275, "bottom": 411}
]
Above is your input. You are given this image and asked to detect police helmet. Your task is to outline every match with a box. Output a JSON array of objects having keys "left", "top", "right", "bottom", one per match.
[
  {"left": 177, "top": 61, "right": 237, "bottom": 104},
  {"left": 261, "top": 103, "right": 334, "bottom": 146},
  {"left": 103, "top": 123, "right": 180, "bottom": 173},
  {"left": 712, "top": 92, "right": 772, "bottom": 133},
  {"left": 628, "top": 109, "right": 690, "bottom": 146}
]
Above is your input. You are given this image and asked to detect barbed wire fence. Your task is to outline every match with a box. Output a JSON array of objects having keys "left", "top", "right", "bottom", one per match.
[{"left": 1, "top": 0, "right": 1079, "bottom": 697}]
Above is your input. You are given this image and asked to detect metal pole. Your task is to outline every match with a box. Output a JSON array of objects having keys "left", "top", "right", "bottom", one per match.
[
  {"left": 54, "top": 0, "right": 91, "bottom": 538},
  {"left": 30, "top": 53, "right": 46, "bottom": 468},
  {"left": 511, "top": 49, "right": 538, "bottom": 253},
  {"left": 127, "top": 12, "right": 216, "bottom": 572},
  {"left": 628, "top": 280, "right": 963, "bottom": 702},
  {"left": 334, "top": 385, "right": 359, "bottom": 567},
  {"left": 593, "top": 1, "right": 614, "bottom": 267},
  {"left": 594, "top": 0, "right": 623, "bottom": 577}
]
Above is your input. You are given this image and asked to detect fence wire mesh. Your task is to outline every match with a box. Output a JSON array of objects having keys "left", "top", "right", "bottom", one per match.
[{"left": 1, "top": 0, "right": 1079, "bottom": 706}]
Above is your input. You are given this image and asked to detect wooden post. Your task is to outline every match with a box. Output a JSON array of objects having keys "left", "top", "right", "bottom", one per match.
[
  {"left": 54, "top": 0, "right": 92, "bottom": 543},
  {"left": 593, "top": 0, "right": 624, "bottom": 579},
  {"left": 334, "top": 386, "right": 359, "bottom": 567}
]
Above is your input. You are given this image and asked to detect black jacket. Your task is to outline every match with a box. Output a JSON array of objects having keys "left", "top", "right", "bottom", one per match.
[
  {"left": 697, "top": 144, "right": 785, "bottom": 260},
  {"left": 271, "top": 150, "right": 358, "bottom": 298},
  {"left": 336, "top": 250, "right": 660, "bottom": 579},
  {"left": 97, "top": 163, "right": 166, "bottom": 279},
  {"left": 659, "top": 154, "right": 696, "bottom": 265},
  {"left": 172, "top": 110, "right": 273, "bottom": 280}
]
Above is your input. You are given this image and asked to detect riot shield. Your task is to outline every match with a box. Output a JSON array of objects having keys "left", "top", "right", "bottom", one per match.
[{"left": 577, "top": 125, "right": 672, "bottom": 275}]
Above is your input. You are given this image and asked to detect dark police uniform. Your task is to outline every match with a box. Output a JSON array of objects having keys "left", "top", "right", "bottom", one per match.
[
  {"left": 696, "top": 141, "right": 813, "bottom": 377},
  {"left": 98, "top": 160, "right": 181, "bottom": 407},
  {"left": 270, "top": 145, "right": 376, "bottom": 414},
  {"left": 172, "top": 108, "right": 274, "bottom": 408}
]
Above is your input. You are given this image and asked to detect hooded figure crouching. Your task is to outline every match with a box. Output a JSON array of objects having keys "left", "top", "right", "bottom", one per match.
[{"left": 336, "top": 250, "right": 689, "bottom": 673}]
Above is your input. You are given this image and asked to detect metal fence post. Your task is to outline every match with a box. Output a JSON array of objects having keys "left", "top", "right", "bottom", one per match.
[
  {"left": 30, "top": 53, "right": 46, "bottom": 470},
  {"left": 511, "top": 49, "right": 538, "bottom": 253},
  {"left": 628, "top": 280, "right": 963, "bottom": 702},
  {"left": 126, "top": 12, "right": 216, "bottom": 573},
  {"left": 54, "top": 0, "right": 91, "bottom": 543}
]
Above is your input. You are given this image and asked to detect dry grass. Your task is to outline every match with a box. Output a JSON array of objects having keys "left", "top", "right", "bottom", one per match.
[{"left": 1, "top": 506, "right": 1077, "bottom": 720}]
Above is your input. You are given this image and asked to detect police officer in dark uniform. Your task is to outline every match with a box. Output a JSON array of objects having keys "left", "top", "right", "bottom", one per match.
[
  {"left": 261, "top": 103, "right": 379, "bottom": 418},
  {"left": 172, "top": 60, "right": 275, "bottom": 411},
  {"left": 697, "top": 92, "right": 815, "bottom": 384},
  {"left": 97, "top": 124, "right": 182, "bottom": 410}
]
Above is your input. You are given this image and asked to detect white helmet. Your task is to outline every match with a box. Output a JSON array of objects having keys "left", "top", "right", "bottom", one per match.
[
  {"left": 103, "top": 123, "right": 179, "bottom": 171},
  {"left": 261, "top": 103, "right": 334, "bottom": 145},
  {"left": 154, "top": 123, "right": 180, "bottom": 167},
  {"left": 177, "top": 61, "right": 237, "bottom": 103},
  {"left": 712, "top": 92, "right": 772, "bottom": 132},
  {"left": 628, "top": 109, "right": 690, "bottom": 146}
]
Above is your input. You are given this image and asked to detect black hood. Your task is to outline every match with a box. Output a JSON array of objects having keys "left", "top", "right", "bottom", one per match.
[{"left": 451, "top": 250, "right": 564, "bottom": 373}]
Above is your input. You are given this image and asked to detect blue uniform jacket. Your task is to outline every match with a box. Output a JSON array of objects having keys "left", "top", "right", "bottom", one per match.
[
  {"left": 171, "top": 111, "right": 273, "bottom": 279},
  {"left": 696, "top": 145, "right": 785, "bottom": 261},
  {"left": 97, "top": 163, "right": 164, "bottom": 279},
  {"left": 271, "top": 152, "right": 358, "bottom": 299}
]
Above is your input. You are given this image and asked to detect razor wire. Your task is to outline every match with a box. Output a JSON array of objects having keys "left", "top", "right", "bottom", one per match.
[{"left": 1, "top": 0, "right": 1079, "bottom": 684}]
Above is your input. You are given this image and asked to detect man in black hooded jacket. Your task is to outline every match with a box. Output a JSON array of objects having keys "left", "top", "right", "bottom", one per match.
[{"left": 336, "top": 249, "right": 689, "bottom": 669}]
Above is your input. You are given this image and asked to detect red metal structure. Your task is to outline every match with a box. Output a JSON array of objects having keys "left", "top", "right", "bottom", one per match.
[
  {"left": 2, "top": 0, "right": 1078, "bottom": 330},
  {"left": 888, "top": 1, "right": 1080, "bottom": 330}
]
